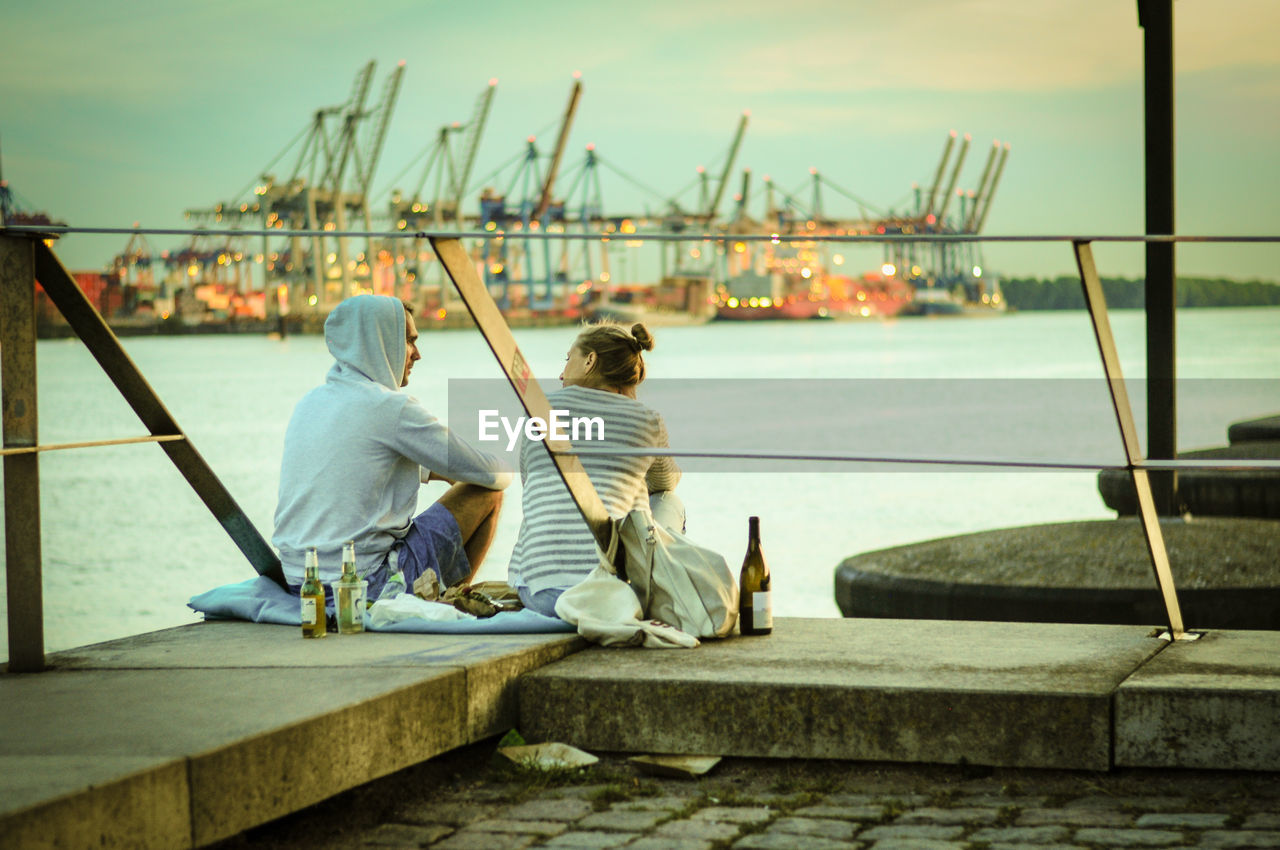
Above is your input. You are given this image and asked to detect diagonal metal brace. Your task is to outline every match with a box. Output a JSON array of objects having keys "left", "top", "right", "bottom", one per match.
[
  {"left": 430, "top": 236, "right": 615, "bottom": 555},
  {"left": 33, "top": 241, "right": 285, "bottom": 588},
  {"left": 1073, "top": 240, "right": 1185, "bottom": 638}
]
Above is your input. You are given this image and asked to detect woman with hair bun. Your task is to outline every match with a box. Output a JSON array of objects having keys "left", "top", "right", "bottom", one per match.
[{"left": 508, "top": 321, "right": 683, "bottom": 618}]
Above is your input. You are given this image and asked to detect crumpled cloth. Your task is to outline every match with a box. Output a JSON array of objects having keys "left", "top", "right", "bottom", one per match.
[
  {"left": 555, "top": 565, "right": 698, "bottom": 649},
  {"left": 368, "top": 592, "right": 475, "bottom": 629}
]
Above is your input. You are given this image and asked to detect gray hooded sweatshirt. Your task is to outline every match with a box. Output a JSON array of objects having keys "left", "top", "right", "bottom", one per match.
[{"left": 272, "top": 294, "right": 510, "bottom": 584}]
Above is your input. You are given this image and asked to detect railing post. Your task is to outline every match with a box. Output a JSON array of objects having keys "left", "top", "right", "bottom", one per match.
[
  {"left": 1140, "top": 0, "right": 1178, "bottom": 515},
  {"left": 1074, "top": 239, "right": 1185, "bottom": 639},
  {"left": 1, "top": 233, "right": 46, "bottom": 672}
]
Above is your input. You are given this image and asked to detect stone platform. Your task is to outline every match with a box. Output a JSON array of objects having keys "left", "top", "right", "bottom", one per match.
[
  {"left": 5, "top": 617, "right": 1280, "bottom": 849},
  {"left": 0, "top": 621, "right": 582, "bottom": 850}
]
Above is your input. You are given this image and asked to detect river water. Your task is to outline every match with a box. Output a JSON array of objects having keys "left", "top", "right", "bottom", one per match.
[{"left": 4, "top": 307, "right": 1279, "bottom": 660}]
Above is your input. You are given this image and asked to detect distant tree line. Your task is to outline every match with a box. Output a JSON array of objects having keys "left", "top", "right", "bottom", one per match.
[{"left": 999, "top": 276, "right": 1280, "bottom": 310}]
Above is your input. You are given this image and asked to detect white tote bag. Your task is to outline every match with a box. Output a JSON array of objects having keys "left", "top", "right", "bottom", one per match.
[
  {"left": 554, "top": 563, "right": 699, "bottom": 649},
  {"left": 614, "top": 510, "right": 739, "bottom": 639}
]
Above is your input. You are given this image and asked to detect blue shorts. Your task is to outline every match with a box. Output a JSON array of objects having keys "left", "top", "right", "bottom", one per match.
[
  {"left": 366, "top": 502, "right": 471, "bottom": 601},
  {"left": 286, "top": 503, "right": 471, "bottom": 603}
]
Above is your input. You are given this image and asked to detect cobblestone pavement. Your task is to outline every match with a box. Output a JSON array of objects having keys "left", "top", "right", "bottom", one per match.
[{"left": 213, "top": 740, "right": 1280, "bottom": 850}]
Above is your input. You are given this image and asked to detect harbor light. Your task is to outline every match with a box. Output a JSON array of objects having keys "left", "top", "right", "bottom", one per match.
[
  {"left": 973, "top": 265, "right": 983, "bottom": 278},
  {"left": 882, "top": 263, "right": 897, "bottom": 276},
  {"left": 734, "top": 242, "right": 746, "bottom": 254},
  {"left": 911, "top": 265, "right": 922, "bottom": 277},
  {"left": 760, "top": 297, "right": 772, "bottom": 308},
  {"left": 308, "top": 295, "right": 318, "bottom": 306},
  {"left": 690, "top": 248, "right": 701, "bottom": 259},
  {"left": 748, "top": 298, "right": 759, "bottom": 308},
  {"left": 727, "top": 297, "right": 739, "bottom": 308},
  {"left": 832, "top": 254, "right": 844, "bottom": 265},
  {"left": 800, "top": 268, "right": 812, "bottom": 279},
  {"left": 600, "top": 272, "right": 610, "bottom": 282}
]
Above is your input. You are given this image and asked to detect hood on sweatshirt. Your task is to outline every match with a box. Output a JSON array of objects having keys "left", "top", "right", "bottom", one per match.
[{"left": 324, "top": 294, "right": 406, "bottom": 390}]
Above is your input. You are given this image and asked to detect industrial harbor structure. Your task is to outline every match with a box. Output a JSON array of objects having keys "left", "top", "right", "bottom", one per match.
[{"left": 12, "top": 61, "right": 1011, "bottom": 335}]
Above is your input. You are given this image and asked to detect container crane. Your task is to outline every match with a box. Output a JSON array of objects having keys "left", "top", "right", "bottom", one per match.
[
  {"left": 319, "top": 62, "right": 376, "bottom": 305},
  {"left": 934, "top": 133, "right": 970, "bottom": 227},
  {"left": 451, "top": 79, "right": 498, "bottom": 227},
  {"left": 532, "top": 75, "right": 582, "bottom": 222},
  {"left": 963, "top": 140, "right": 1002, "bottom": 232},
  {"left": 478, "top": 76, "right": 585, "bottom": 310},
  {"left": 972, "top": 142, "right": 1010, "bottom": 233},
  {"left": 702, "top": 111, "right": 749, "bottom": 225},
  {"left": 353, "top": 60, "right": 406, "bottom": 280},
  {"left": 922, "top": 130, "right": 957, "bottom": 224},
  {"left": 388, "top": 78, "right": 497, "bottom": 234}
]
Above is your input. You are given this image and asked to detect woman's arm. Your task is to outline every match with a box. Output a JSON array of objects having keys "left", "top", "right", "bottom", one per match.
[{"left": 645, "top": 413, "right": 681, "bottom": 493}]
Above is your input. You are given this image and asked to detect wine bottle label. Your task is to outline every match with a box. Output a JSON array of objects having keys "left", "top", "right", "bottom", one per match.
[
  {"left": 301, "top": 597, "right": 317, "bottom": 625},
  {"left": 752, "top": 591, "right": 772, "bottom": 629}
]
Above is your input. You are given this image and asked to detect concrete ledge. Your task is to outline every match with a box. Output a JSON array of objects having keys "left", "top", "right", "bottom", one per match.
[
  {"left": 520, "top": 618, "right": 1167, "bottom": 770},
  {"left": 0, "top": 756, "right": 189, "bottom": 850},
  {"left": 1, "top": 620, "right": 583, "bottom": 848},
  {"left": 1116, "top": 629, "right": 1280, "bottom": 770}
]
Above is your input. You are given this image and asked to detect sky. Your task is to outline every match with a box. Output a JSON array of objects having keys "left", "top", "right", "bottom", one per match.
[{"left": 3, "top": 0, "right": 1279, "bottom": 281}]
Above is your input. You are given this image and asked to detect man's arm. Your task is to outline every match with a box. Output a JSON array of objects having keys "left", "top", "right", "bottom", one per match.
[{"left": 398, "top": 400, "right": 512, "bottom": 490}]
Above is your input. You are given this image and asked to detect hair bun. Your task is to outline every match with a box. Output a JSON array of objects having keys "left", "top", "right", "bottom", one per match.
[{"left": 630, "top": 323, "right": 655, "bottom": 352}]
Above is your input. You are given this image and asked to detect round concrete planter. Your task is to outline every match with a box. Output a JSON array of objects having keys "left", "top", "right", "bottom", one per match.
[
  {"left": 835, "top": 518, "right": 1280, "bottom": 629},
  {"left": 1097, "top": 441, "right": 1280, "bottom": 519}
]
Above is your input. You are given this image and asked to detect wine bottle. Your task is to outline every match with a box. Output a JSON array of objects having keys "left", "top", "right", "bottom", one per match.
[
  {"left": 335, "top": 540, "right": 365, "bottom": 634},
  {"left": 738, "top": 516, "right": 772, "bottom": 635},
  {"left": 300, "top": 547, "right": 326, "bottom": 639}
]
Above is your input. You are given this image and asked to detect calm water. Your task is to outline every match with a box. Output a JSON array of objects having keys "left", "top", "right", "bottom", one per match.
[{"left": 4, "top": 307, "right": 1279, "bottom": 659}]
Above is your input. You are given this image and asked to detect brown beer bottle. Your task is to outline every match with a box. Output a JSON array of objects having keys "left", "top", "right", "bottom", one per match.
[{"left": 738, "top": 516, "right": 772, "bottom": 635}]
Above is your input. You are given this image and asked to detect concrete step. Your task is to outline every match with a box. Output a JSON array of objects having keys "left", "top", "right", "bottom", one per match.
[
  {"left": 0, "top": 621, "right": 581, "bottom": 849},
  {"left": 1116, "top": 628, "right": 1280, "bottom": 770},
  {"left": 519, "top": 618, "right": 1168, "bottom": 771}
]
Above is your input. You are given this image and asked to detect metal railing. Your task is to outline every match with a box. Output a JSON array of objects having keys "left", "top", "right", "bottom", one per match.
[{"left": 2, "top": 225, "right": 1277, "bottom": 672}]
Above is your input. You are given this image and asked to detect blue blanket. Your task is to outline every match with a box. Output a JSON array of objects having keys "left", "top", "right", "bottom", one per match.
[{"left": 188, "top": 576, "right": 574, "bottom": 634}]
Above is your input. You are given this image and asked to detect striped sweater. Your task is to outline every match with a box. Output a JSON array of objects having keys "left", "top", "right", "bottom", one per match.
[{"left": 507, "top": 385, "right": 681, "bottom": 596}]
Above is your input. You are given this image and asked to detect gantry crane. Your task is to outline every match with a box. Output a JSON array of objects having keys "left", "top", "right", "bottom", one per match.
[{"left": 478, "top": 76, "right": 583, "bottom": 310}]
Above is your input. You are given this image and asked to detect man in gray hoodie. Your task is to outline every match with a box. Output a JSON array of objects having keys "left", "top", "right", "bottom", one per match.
[{"left": 272, "top": 294, "right": 512, "bottom": 598}]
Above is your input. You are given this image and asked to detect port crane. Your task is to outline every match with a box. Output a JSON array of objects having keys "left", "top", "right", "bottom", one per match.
[
  {"left": 188, "top": 61, "right": 403, "bottom": 316},
  {"left": 388, "top": 79, "right": 498, "bottom": 233},
  {"left": 877, "top": 131, "right": 1012, "bottom": 304},
  {"left": 476, "top": 76, "right": 583, "bottom": 310},
  {"left": 382, "top": 79, "right": 497, "bottom": 310}
]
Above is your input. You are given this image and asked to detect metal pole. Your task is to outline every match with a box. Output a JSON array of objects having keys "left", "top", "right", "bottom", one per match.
[
  {"left": 1, "top": 234, "right": 45, "bottom": 671},
  {"left": 1140, "top": 0, "right": 1177, "bottom": 514}
]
